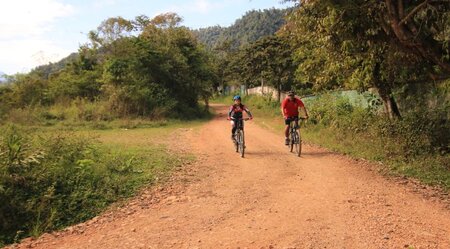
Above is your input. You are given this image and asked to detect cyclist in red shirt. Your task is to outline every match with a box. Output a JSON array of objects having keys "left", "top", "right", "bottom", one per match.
[{"left": 281, "top": 91, "right": 309, "bottom": 145}]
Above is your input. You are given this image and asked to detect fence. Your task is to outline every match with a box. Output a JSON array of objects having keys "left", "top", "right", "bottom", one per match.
[
  {"left": 246, "top": 85, "right": 288, "bottom": 101},
  {"left": 245, "top": 85, "right": 381, "bottom": 109},
  {"left": 221, "top": 85, "right": 380, "bottom": 108}
]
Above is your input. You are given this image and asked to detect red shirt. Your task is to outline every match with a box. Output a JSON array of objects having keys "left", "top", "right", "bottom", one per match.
[{"left": 281, "top": 97, "right": 305, "bottom": 117}]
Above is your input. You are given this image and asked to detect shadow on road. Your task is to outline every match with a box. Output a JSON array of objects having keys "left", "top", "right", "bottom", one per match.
[
  {"left": 300, "top": 150, "right": 336, "bottom": 158},
  {"left": 242, "top": 150, "right": 282, "bottom": 157}
]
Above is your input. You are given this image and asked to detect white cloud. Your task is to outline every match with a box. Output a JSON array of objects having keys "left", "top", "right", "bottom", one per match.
[
  {"left": 0, "top": 0, "right": 75, "bottom": 39},
  {"left": 0, "top": 0, "right": 75, "bottom": 74},
  {"left": 157, "top": 0, "right": 246, "bottom": 16},
  {"left": 192, "top": 0, "right": 215, "bottom": 13},
  {"left": 92, "top": 0, "right": 118, "bottom": 9}
]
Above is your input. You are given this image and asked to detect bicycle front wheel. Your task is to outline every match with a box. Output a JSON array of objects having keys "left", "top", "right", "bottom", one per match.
[
  {"left": 238, "top": 130, "right": 245, "bottom": 158},
  {"left": 289, "top": 130, "right": 294, "bottom": 152},
  {"left": 294, "top": 130, "right": 302, "bottom": 157}
]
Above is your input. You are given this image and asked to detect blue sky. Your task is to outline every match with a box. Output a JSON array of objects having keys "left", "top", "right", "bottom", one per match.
[{"left": 0, "top": 0, "right": 295, "bottom": 75}]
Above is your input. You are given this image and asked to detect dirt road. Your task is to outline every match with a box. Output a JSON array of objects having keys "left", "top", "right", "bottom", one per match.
[{"left": 10, "top": 104, "right": 450, "bottom": 249}]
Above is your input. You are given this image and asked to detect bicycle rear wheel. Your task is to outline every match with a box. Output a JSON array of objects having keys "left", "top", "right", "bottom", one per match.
[
  {"left": 234, "top": 132, "right": 239, "bottom": 152},
  {"left": 238, "top": 130, "right": 245, "bottom": 158}
]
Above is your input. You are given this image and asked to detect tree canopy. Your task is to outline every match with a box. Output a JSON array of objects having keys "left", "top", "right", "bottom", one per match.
[{"left": 281, "top": 0, "right": 450, "bottom": 118}]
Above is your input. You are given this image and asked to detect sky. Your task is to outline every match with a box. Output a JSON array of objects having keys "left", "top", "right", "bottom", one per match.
[{"left": 0, "top": 0, "right": 295, "bottom": 75}]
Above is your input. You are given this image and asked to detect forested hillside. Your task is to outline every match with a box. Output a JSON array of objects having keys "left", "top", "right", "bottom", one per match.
[
  {"left": 33, "top": 53, "right": 78, "bottom": 79},
  {"left": 194, "top": 8, "right": 291, "bottom": 50}
]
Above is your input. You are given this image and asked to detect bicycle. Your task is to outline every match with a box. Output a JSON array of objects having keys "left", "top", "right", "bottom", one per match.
[
  {"left": 230, "top": 117, "right": 250, "bottom": 158},
  {"left": 287, "top": 117, "right": 305, "bottom": 157}
]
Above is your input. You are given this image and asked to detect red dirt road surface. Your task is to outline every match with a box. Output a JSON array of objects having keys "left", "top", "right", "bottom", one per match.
[{"left": 8, "top": 104, "right": 450, "bottom": 249}]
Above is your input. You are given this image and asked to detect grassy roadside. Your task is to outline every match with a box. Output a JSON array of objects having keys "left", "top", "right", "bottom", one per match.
[
  {"left": 213, "top": 94, "right": 450, "bottom": 191},
  {"left": 0, "top": 119, "right": 205, "bottom": 246}
]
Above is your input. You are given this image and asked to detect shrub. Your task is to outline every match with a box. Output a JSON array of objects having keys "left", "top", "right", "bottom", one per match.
[{"left": 0, "top": 126, "right": 146, "bottom": 245}]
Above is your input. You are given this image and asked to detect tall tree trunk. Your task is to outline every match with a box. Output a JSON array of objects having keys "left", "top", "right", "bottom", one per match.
[
  {"left": 373, "top": 62, "right": 402, "bottom": 119},
  {"left": 204, "top": 97, "right": 209, "bottom": 111},
  {"left": 261, "top": 78, "right": 264, "bottom": 94},
  {"left": 378, "top": 87, "right": 402, "bottom": 119}
]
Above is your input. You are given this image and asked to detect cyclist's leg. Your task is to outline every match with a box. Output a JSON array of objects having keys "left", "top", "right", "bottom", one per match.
[
  {"left": 231, "top": 120, "right": 236, "bottom": 140},
  {"left": 294, "top": 116, "right": 299, "bottom": 128},
  {"left": 284, "top": 117, "right": 291, "bottom": 145}
]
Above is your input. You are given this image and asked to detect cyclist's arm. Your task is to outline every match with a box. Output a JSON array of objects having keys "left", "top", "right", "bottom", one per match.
[
  {"left": 281, "top": 99, "right": 287, "bottom": 118},
  {"left": 303, "top": 107, "right": 309, "bottom": 118},
  {"left": 243, "top": 106, "right": 253, "bottom": 118},
  {"left": 297, "top": 98, "right": 309, "bottom": 118},
  {"left": 228, "top": 105, "right": 234, "bottom": 119},
  {"left": 245, "top": 110, "right": 253, "bottom": 118}
]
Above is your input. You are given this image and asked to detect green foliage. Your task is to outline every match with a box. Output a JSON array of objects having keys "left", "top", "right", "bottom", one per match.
[
  {"left": 0, "top": 125, "right": 184, "bottom": 245},
  {"left": 93, "top": 16, "right": 215, "bottom": 117},
  {"left": 0, "top": 86, "right": 13, "bottom": 119},
  {"left": 282, "top": 0, "right": 450, "bottom": 118},
  {"left": 304, "top": 92, "right": 448, "bottom": 156},
  {"left": 48, "top": 65, "right": 102, "bottom": 101},
  {"left": 286, "top": 0, "right": 450, "bottom": 73}
]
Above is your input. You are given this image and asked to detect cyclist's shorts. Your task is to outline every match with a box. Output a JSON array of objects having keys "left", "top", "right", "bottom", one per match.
[{"left": 285, "top": 116, "right": 299, "bottom": 125}]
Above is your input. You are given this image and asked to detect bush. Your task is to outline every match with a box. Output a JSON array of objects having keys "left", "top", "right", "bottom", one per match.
[
  {"left": 374, "top": 108, "right": 449, "bottom": 157},
  {"left": 304, "top": 94, "right": 448, "bottom": 158},
  {"left": 0, "top": 126, "right": 147, "bottom": 245}
]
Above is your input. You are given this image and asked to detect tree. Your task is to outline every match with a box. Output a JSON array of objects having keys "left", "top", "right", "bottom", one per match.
[
  {"left": 283, "top": 0, "right": 449, "bottom": 118},
  {"left": 287, "top": 0, "right": 450, "bottom": 73},
  {"left": 96, "top": 13, "right": 216, "bottom": 117},
  {"left": 9, "top": 73, "right": 49, "bottom": 107},
  {"left": 382, "top": 0, "right": 450, "bottom": 72},
  {"left": 232, "top": 35, "right": 296, "bottom": 102},
  {"left": 89, "top": 16, "right": 134, "bottom": 46}
]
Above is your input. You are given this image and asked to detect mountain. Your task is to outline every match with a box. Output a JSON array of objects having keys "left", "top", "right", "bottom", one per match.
[
  {"left": 32, "top": 52, "right": 79, "bottom": 79},
  {"left": 0, "top": 71, "right": 7, "bottom": 84},
  {"left": 194, "top": 8, "right": 293, "bottom": 50}
]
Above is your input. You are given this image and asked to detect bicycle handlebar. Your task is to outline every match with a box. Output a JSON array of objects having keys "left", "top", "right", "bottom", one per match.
[{"left": 229, "top": 117, "right": 252, "bottom": 121}]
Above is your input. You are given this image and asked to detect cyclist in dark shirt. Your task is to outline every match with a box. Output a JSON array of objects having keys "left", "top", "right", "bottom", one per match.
[{"left": 227, "top": 95, "right": 253, "bottom": 141}]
